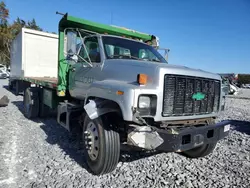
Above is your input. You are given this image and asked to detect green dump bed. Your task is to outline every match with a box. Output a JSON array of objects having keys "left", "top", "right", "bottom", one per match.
[{"left": 59, "top": 14, "right": 154, "bottom": 42}]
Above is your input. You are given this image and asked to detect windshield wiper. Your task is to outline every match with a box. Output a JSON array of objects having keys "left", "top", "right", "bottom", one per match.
[
  {"left": 109, "top": 54, "right": 142, "bottom": 60},
  {"left": 151, "top": 59, "right": 161, "bottom": 62},
  {"left": 109, "top": 55, "right": 162, "bottom": 63}
]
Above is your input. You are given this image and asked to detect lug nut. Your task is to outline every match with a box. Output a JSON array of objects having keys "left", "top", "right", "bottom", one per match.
[
  {"left": 87, "top": 135, "right": 92, "bottom": 139},
  {"left": 84, "top": 131, "right": 90, "bottom": 135}
]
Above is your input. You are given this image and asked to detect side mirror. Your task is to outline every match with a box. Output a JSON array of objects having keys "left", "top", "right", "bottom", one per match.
[
  {"left": 158, "top": 48, "right": 170, "bottom": 62},
  {"left": 66, "top": 31, "right": 77, "bottom": 56}
]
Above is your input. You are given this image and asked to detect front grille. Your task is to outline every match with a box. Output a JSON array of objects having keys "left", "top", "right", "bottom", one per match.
[{"left": 162, "top": 74, "right": 221, "bottom": 117}]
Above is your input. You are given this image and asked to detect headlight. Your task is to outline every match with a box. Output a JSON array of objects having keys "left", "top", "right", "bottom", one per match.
[
  {"left": 137, "top": 95, "right": 157, "bottom": 116},
  {"left": 138, "top": 96, "right": 150, "bottom": 108}
]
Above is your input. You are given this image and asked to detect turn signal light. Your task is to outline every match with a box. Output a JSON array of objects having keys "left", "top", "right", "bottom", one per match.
[
  {"left": 137, "top": 74, "right": 148, "bottom": 85},
  {"left": 116, "top": 90, "right": 124, "bottom": 95}
]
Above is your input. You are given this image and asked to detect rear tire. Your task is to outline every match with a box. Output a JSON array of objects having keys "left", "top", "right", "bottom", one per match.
[
  {"left": 38, "top": 89, "right": 51, "bottom": 118},
  {"left": 15, "top": 81, "right": 19, "bottom": 95},
  {"left": 23, "top": 87, "right": 40, "bottom": 119},
  {"left": 8, "top": 80, "right": 13, "bottom": 90},
  {"left": 82, "top": 114, "right": 120, "bottom": 175},
  {"left": 182, "top": 142, "right": 217, "bottom": 158}
]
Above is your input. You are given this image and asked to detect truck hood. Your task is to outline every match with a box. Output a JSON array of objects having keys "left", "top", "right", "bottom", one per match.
[{"left": 103, "top": 59, "right": 221, "bottom": 87}]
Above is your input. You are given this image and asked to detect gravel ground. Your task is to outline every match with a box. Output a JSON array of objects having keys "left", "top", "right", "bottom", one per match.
[
  {"left": 227, "top": 88, "right": 250, "bottom": 99},
  {"left": 0, "top": 78, "right": 250, "bottom": 188}
]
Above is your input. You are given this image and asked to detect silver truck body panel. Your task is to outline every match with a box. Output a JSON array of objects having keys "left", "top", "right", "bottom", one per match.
[{"left": 70, "top": 57, "right": 222, "bottom": 122}]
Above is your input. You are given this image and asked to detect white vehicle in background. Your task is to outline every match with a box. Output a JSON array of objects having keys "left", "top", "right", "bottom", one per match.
[
  {"left": 243, "top": 84, "right": 250, "bottom": 89},
  {"left": 0, "top": 64, "right": 10, "bottom": 78},
  {"left": 228, "top": 83, "right": 239, "bottom": 95},
  {"left": 0, "top": 64, "right": 7, "bottom": 70},
  {"left": 4, "top": 69, "right": 10, "bottom": 78},
  {"left": 0, "top": 70, "right": 8, "bottom": 79}
]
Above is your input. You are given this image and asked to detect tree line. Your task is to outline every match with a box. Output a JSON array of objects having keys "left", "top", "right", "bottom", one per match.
[
  {"left": 0, "top": 1, "right": 56, "bottom": 66},
  {"left": 237, "top": 74, "right": 250, "bottom": 85}
]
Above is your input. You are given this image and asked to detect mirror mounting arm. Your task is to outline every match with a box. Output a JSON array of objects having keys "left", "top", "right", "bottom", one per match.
[{"left": 77, "top": 29, "right": 92, "bottom": 66}]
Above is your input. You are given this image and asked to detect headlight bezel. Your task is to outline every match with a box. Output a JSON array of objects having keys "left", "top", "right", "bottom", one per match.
[{"left": 137, "top": 94, "right": 157, "bottom": 116}]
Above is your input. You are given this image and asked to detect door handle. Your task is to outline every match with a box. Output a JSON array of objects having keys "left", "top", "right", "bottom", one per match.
[{"left": 71, "top": 67, "right": 76, "bottom": 72}]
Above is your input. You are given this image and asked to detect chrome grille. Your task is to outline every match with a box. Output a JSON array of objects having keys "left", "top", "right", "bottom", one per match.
[{"left": 162, "top": 74, "right": 221, "bottom": 117}]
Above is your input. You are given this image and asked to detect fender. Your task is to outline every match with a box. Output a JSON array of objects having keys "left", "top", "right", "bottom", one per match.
[
  {"left": 84, "top": 80, "right": 137, "bottom": 121},
  {"left": 84, "top": 98, "right": 121, "bottom": 120}
]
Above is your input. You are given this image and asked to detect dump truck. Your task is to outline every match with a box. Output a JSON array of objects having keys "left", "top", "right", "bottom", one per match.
[{"left": 9, "top": 13, "right": 230, "bottom": 175}]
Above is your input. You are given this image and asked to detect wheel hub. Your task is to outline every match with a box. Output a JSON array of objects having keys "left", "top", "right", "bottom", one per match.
[{"left": 84, "top": 122, "right": 99, "bottom": 160}]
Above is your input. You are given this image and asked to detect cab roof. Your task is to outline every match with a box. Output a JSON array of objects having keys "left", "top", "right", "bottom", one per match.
[{"left": 59, "top": 13, "right": 154, "bottom": 42}]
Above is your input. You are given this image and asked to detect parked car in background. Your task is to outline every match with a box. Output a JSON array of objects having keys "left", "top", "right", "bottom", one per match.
[
  {"left": 0, "top": 70, "right": 7, "bottom": 79},
  {"left": 221, "top": 77, "right": 230, "bottom": 95},
  {"left": 242, "top": 84, "right": 250, "bottom": 89},
  {"left": 4, "top": 70, "right": 10, "bottom": 78}
]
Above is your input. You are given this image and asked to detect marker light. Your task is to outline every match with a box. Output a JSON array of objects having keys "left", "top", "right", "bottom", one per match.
[{"left": 137, "top": 74, "right": 148, "bottom": 85}]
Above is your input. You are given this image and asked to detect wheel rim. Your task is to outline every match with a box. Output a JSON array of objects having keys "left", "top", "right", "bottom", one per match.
[{"left": 84, "top": 121, "right": 100, "bottom": 160}]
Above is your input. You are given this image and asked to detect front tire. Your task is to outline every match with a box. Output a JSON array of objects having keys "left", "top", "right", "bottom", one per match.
[
  {"left": 182, "top": 142, "right": 217, "bottom": 158},
  {"left": 82, "top": 114, "right": 120, "bottom": 175}
]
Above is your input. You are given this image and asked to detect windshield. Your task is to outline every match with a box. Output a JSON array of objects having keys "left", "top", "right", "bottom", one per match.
[{"left": 102, "top": 36, "right": 167, "bottom": 63}]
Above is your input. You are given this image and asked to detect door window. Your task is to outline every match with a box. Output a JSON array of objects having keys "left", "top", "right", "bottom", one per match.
[{"left": 78, "top": 36, "right": 101, "bottom": 63}]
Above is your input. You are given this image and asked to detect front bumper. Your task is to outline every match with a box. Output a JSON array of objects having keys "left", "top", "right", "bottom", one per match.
[{"left": 156, "top": 120, "right": 230, "bottom": 152}]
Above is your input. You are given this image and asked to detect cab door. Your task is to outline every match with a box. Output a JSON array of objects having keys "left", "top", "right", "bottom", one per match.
[{"left": 69, "top": 36, "right": 104, "bottom": 99}]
